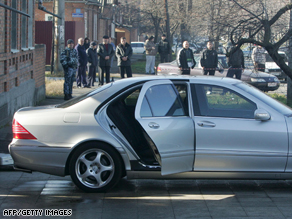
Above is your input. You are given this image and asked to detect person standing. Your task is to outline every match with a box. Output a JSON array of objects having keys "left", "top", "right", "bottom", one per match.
[
  {"left": 252, "top": 45, "right": 266, "bottom": 72},
  {"left": 97, "top": 35, "right": 115, "bottom": 85},
  {"left": 158, "top": 34, "right": 171, "bottom": 63},
  {"left": 109, "top": 37, "right": 116, "bottom": 68},
  {"left": 177, "top": 41, "right": 196, "bottom": 75},
  {"left": 144, "top": 36, "right": 156, "bottom": 74},
  {"left": 86, "top": 41, "right": 98, "bottom": 87},
  {"left": 200, "top": 41, "right": 218, "bottom": 76},
  {"left": 75, "top": 38, "right": 90, "bottom": 88},
  {"left": 226, "top": 44, "right": 245, "bottom": 79},
  {"left": 84, "top": 37, "right": 90, "bottom": 50},
  {"left": 116, "top": 37, "right": 133, "bottom": 78},
  {"left": 60, "top": 39, "right": 78, "bottom": 100}
]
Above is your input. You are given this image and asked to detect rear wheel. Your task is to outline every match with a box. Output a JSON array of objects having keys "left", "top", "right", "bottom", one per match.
[{"left": 69, "top": 142, "right": 122, "bottom": 192}]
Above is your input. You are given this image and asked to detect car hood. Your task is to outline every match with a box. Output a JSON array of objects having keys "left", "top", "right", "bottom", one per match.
[{"left": 243, "top": 70, "right": 276, "bottom": 78}]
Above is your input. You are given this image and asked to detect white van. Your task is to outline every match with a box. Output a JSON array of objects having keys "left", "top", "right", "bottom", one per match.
[
  {"left": 131, "top": 42, "right": 145, "bottom": 54},
  {"left": 265, "top": 51, "right": 287, "bottom": 81}
]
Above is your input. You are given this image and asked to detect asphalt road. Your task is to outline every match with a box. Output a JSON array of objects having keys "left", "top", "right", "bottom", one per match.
[{"left": 1, "top": 171, "right": 292, "bottom": 219}]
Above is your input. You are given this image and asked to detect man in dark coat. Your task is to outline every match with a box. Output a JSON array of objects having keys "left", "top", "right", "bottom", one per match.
[
  {"left": 226, "top": 44, "right": 245, "bottom": 79},
  {"left": 86, "top": 41, "right": 98, "bottom": 87},
  {"left": 177, "top": 41, "right": 196, "bottom": 75},
  {"left": 97, "top": 35, "right": 115, "bottom": 85},
  {"left": 200, "top": 41, "right": 218, "bottom": 75},
  {"left": 158, "top": 34, "right": 171, "bottom": 63},
  {"left": 116, "top": 37, "right": 133, "bottom": 78},
  {"left": 75, "top": 38, "right": 90, "bottom": 88}
]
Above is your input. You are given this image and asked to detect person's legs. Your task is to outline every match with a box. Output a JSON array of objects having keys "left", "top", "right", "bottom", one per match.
[
  {"left": 226, "top": 68, "right": 235, "bottom": 78},
  {"left": 209, "top": 70, "right": 215, "bottom": 76},
  {"left": 182, "top": 68, "right": 190, "bottom": 75},
  {"left": 105, "top": 66, "right": 111, "bottom": 83},
  {"left": 99, "top": 66, "right": 105, "bottom": 85},
  {"left": 150, "top": 56, "right": 155, "bottom": 74},
  {"left": 235, "top": 69, "right": 242, "bottom": 80},
  {"left": 68, "top": 68, "right": 75, "bottom": 96},
  {"left": 203, "top": 70, "right": 208, "bottom": 75},
  {"left": 120, "top": 66, "right": 125, "bottom": 78},
  {"left": 126, "top": 66, "right": 132, "bottom": 78},
  {"left": 145, "top": 56, "right": 150, "bottom": 73},
  {"left": 92, "top": 66, "right": 96, "bottom": 86},
  {"left": 80, "top": 66, "right": 88, "bottom": 87},
  {"left": 88, "top": 65, "right": 93, "bottom": 86},
  {"left": 76, "top": 67, "right": 82, "bottom": 87},
  {"left": 258, "top": 63, "right": 265, "bottom": 72}
]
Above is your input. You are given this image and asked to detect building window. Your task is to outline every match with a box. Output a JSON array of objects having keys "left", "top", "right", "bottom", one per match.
[
  {"left": 11, "top": 0, "right": 18, "bottom": 51},
  {"left": 15, "top": 77, "right": 18, "bottom": 87},
  {"left": 21, "top": 0, "right": 27, "bottom": 49},
  {"left": 4, "top": 82, "right": 7, "bottom": 92}
]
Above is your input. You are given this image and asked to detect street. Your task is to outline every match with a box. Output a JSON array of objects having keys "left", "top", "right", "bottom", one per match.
[{"left": 1, "top": 170, "right": 292, "bottom": 218}]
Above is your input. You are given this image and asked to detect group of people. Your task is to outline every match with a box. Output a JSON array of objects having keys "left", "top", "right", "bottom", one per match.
[
  {"left": 60, "top": 35, "right": 133, "bottom": 100},
  {"left": 60, "top": 32, "right": 266, "bottom": 101}
]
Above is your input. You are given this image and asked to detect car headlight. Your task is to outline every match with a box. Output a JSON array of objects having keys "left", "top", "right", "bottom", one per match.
[
  {"left": 251, "top": 78, "right": 265, "bottom": 82},
  {"left": 273, "top": 77, "right": 279, "bottom": 82}
]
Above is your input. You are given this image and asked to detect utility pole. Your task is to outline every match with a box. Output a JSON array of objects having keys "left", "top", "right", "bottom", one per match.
[
  {"left": 53, "top": 0, "right": 65, "bottom": 74},
  {"left": 288, "top": 0, "right": 292, "bottom": 106}
]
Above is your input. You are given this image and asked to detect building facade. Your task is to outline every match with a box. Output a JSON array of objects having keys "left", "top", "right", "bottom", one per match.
[{"left": 0, "top": 0, "right": 46, "bottom": 127}]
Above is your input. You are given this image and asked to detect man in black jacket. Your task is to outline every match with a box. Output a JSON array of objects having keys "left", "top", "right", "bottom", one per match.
[
  {"left": 116, "top": 37, "right": 133, "bottom": 78},
  {"left": 86, "top": 41, "right": 98, "bottom": 87},
  {"left": 158, "top": 34, "right": 171, "bottom": 63},
  {"left": 226, "top": 44, "right": 245, "bottom": 79},
  {"left": 97, "top": 35, "right": 115, "bottom": 85},
  {"left": 200, "top": 41, "right": 218, "bottom": 76},
  {"left": 177, "top": 41, "right": 196, "bottom": 75},
  {"left": 75, "top": 38, "right": 90, "bottom": 88}
]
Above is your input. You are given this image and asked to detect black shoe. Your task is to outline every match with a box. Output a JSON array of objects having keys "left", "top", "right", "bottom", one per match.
[
  {"left": 84, "top": 85, "right": 91, "bottom": 88},
  {"left": 68, "top": 94, "right": 73, "bottom": 99},
  {"left": 64, "top": 94, "right": 70, "bottom": 100}
]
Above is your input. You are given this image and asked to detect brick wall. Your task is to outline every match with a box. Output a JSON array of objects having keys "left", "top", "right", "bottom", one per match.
[{"left": 0, "top": 1, "right": 46, "bottom": 126}]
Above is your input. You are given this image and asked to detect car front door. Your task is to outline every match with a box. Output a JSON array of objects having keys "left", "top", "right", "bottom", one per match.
[
  {"left": 191, "top": 82, "right": 288, "bottom": 172},
  {"left": 135, "top": 80, "right": 195, "bottom": 175}
]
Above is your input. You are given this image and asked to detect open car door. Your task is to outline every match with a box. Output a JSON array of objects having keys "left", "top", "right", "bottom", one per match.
[{"left": 135, "top": 79, "right": 195, "bottom": 175}]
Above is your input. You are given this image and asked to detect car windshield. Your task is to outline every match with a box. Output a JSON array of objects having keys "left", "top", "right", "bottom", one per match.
[
  {"left": 56, "top": 83, "right": 112, "bottom": 108},
  {"left": 235, "top": 82, "right": 292, "bottom": 115},
  {"left": 266, "top": 53, "right": 287, "bottom": 62}
]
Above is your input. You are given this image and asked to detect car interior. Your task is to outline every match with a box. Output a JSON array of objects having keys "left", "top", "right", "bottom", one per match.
[
  {"left": 106, "top": 83, "right": 189, "bottom": 166},
  {"left": 107, "top": 86, "right": 159, "bottom": 165}
]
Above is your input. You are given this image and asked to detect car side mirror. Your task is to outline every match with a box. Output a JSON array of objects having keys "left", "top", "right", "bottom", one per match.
[{"left": 254, "top": 109, "right": 271, "bottom": 121}]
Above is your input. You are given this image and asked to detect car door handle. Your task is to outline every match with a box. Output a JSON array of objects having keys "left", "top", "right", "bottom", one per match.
[
  {"left": 148, "top": 122, "right": 160, "bottom": 129},
  {"left": 197, "top": 121, "right": 216, "bottom": 127}
]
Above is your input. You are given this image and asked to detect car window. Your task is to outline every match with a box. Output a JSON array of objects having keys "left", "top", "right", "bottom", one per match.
[
  {"left": 140, "top": 84, "right": 186, "bottom": 117},
  {"left": 124, "top": 88, "right": 140, "bottom": 106},
  {"left": 194, "top": 84, "right": 257, "bottom": 119}
]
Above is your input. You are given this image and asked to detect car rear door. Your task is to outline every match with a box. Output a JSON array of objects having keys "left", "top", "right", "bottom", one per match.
[{"left": 135, "top": 80, "right": 195, "bottom": 175}]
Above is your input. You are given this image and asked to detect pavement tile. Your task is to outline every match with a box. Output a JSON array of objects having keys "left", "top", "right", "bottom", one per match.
[{"left": 243, "top": 206, "right": 286, "bottom": 218}]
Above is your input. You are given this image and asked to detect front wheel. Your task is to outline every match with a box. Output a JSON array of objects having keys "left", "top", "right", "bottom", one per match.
[{"left": 69, "top": 142, "right": 123, "bottom": 192}]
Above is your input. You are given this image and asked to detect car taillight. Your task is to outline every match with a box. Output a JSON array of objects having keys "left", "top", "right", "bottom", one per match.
[
  {"left": 157, "top": 66, "right": 161, "bottom": 72},
  {"left": 12, "top": 119, "right": 36, "bottom": 139}
]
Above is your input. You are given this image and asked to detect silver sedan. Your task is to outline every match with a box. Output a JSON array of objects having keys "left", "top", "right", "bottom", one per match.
[{"left": 9, "top": 76, "right": 292, "bottom": 192}]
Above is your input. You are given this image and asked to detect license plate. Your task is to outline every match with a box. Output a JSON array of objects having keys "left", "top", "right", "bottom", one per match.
[{"left": 268, "top": 82, "right": 277, "bottom": 87}]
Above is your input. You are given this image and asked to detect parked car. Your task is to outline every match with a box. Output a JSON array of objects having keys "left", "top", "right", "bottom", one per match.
[
  {"left": 130, "top": 42, "right": 145, "bottom": 54},
  {"left": 9, "top": 76, "right": 292, "bottom": 192},
  {"left": 157, "top": 54, "right": 280, "bottom": 92},
  {"left": 265, "top": 51, "right": 287, "bottom": 81}
]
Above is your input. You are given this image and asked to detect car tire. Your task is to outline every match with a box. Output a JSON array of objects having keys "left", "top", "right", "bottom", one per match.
[{"left": 69, "top": 142, "right": 122, "bottom": 192}]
